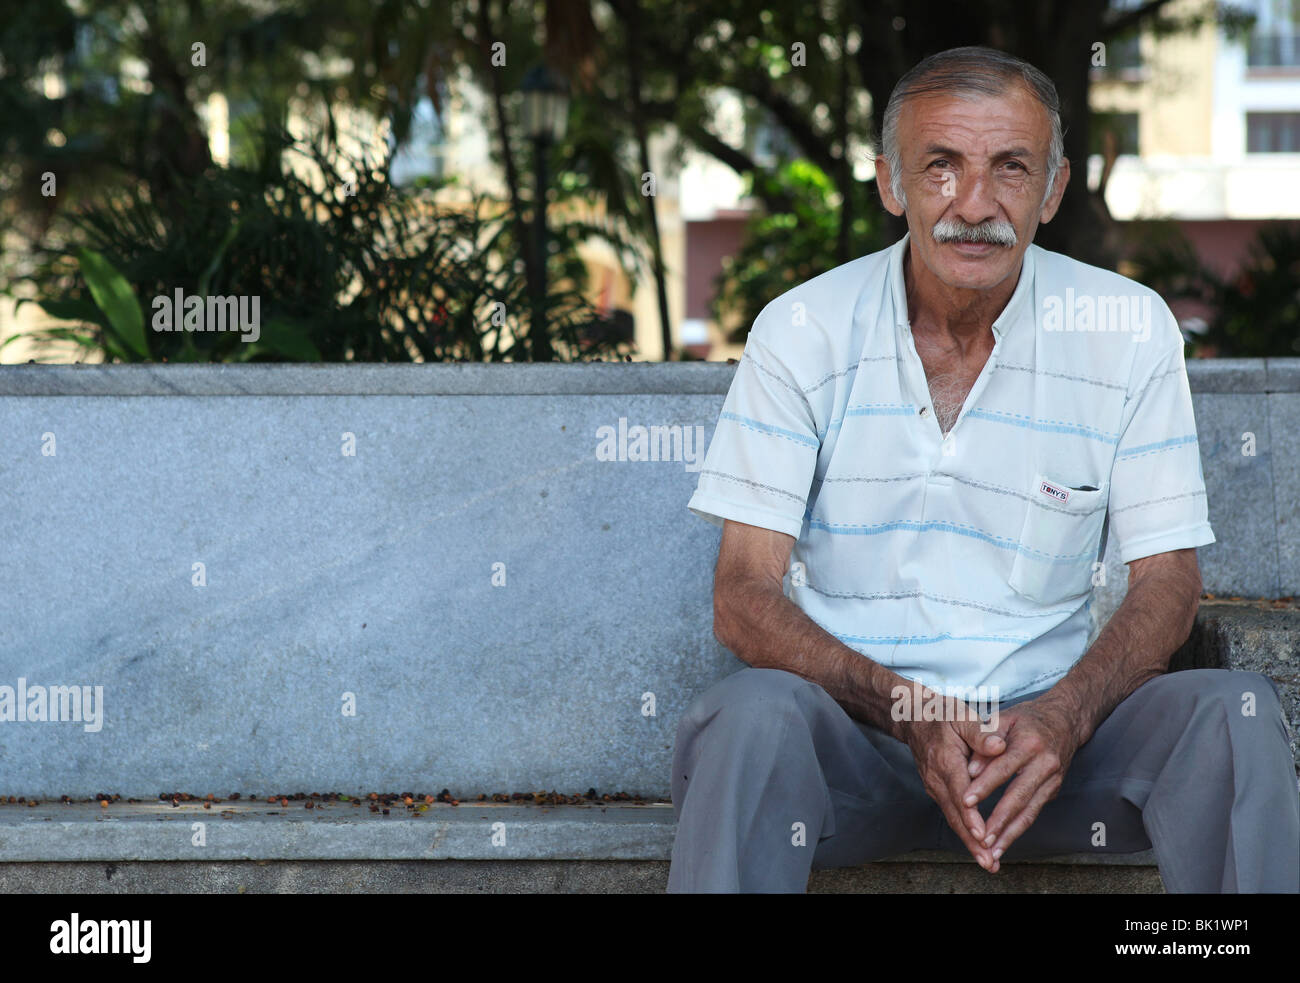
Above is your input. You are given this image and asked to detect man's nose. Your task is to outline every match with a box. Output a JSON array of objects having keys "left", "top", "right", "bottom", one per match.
[{"left": 951, "top": 170, "right": 999, "bottom": 226}]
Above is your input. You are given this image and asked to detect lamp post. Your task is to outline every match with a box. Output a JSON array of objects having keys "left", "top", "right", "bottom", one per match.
[{"left": 520, "top": 64, "right": 569, "bottom": 362}]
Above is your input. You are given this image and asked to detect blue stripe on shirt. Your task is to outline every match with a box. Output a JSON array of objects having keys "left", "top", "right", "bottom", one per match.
[
  {"left": 1116, "top": 433, "right": 1199, "bottom": 458},
  {"left": 719, "top": 411, "right": 819, "bottom": 448},
  {"left": 806, "top": 517, "right": 1097, "bottom": 561},
  {"left": 963, "top": 408, "right": 1118, "bottom": 444},
  {"left": 835, "top": 631, "right": 1033, "bottom": 646}
]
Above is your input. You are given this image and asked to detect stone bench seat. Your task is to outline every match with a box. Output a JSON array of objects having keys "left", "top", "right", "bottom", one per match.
[{"left": 0, "top": 361, "right": 1296, "bottom": 892}]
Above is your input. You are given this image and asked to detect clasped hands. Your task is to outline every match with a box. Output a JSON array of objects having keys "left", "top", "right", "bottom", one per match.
[{"left": 902, "top": 693, "right": 1083, "bottom": 873}]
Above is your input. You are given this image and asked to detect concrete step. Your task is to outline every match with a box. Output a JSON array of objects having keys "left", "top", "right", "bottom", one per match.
[
  {"left": 0, "top": 801, "right": 1161, "bottom": 892},
  {"left": 0, "top": 859, "right": 1166, "bottom": 894}
]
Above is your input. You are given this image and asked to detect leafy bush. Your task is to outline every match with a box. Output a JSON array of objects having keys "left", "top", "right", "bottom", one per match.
[
  {"left": 6, "top": 126, "right": 635, "bottom": 363},
  {"left": 709, "top": 160, "right": 885, "bottom": 344}
]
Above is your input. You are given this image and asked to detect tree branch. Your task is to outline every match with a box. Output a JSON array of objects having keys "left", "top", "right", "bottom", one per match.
[
  {"left": 635, "top": 110, "right": 785, "bottom": 215},
  {"left": 746, "top": 71, "right": 838, "bottom": 177}
]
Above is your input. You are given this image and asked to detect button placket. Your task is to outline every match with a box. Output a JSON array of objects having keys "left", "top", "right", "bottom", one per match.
[{"left": 902, "top": 324, "right": 944, "bottom": 446}]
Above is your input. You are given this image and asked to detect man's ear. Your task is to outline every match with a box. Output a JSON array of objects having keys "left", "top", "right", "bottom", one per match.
[
  {"left": 875, "top": 156, "right": 906, "bottom": 217},
  {"left": 1037, "top": 157, "right": 1070, "bottom": 224}
]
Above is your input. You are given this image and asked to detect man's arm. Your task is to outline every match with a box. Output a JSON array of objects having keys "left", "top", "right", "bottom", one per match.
[
  {"left": 963, "top": 547, "right": 1203, "bottom": 866},
  {"left": 712, "top": 518, "right": 1004, "bottom": 869},
  {"left": 1030, "top": 547, "right": 1201, "bottom": 748},
  {"left": 713, "top": 519, "right": 916, "bottom": 740}
]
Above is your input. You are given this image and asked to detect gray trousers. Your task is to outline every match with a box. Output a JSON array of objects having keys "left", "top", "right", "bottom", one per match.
[{"left": 667, "top": 666, "right": 1300, "bottom": 892}]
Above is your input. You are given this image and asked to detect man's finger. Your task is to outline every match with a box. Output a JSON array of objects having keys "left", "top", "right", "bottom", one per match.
[
  {"left": 930, "top": 743, "right": 994, "bottom": 867},
  {"left": 963, "top": 737, "right": 1035, "bottom": 808},
  {"left": 956, "top": 714, "right": 1010, "bottom": 777},
  {"left": 942, "top": 752, "right": 997, "bottom": 865},
  {"left": 966, "top": 733, "right": 1008, "bottom": 777},
  {"left": 990, "top": 773, "right": 1061, "bottom": 860},
  {"left": 934, "top": 783, "right": 994, "bottom": 869},
  {"left": 948, "top": 725, "right": 993, "bottom": 839},
  {"left": 960, "top": 716, "right": 1009, "bottom": 755},
  {"left": 959, "top": 792, "right": 986, "bottom": 845},
  {"left": 981, "top": 760, "right": 1051, "bottom": 847}
]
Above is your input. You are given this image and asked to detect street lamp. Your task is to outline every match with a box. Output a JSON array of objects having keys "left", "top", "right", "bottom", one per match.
[{"left": 520, "top": 63, "right": 569, "bottom": 362}]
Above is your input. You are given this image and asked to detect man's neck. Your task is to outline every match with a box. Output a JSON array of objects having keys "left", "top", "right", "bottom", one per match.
[{"left": 903, "top": 243, "right": 1022, "bottom": 352}]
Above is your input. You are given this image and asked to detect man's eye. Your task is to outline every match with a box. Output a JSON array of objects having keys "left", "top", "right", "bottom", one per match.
[
  {"left": 1003, "top": 161, "right": 1026, "bottom": 171},
  {"left": 929, "top": 159, "right": 951, "bottom": 169}
]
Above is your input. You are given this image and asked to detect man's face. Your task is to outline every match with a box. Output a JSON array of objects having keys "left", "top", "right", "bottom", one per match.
[{"left": 879, "top": 83, "right": 1068, "bottom": 293}]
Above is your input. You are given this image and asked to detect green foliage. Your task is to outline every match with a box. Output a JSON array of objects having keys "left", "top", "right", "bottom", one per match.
[
  {"left": 7, "top": 126, "right": 634, "bottom": 362},
  {"left": 710, "top": 160, "right": 885, "bottom": 342},
  {"left": 74, "top": 248, "right": 149, "bottom": 358},
  {"left": 1127, "top": 222, "right": 1300, "bottom": 357},
  {"left": 0, "top": 0, "right": 1282, "bottom": 363}
]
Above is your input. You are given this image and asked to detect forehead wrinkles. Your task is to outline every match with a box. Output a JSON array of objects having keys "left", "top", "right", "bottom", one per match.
[{"left": 899, "top": 93, "right": 1050, "bottom": 162}]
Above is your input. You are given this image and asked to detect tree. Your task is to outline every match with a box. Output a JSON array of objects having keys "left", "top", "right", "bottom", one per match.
[
  {"left": 1, "top": 0, "right": 651, "bottom": 362},
  {"left": 1, "top": 0, "right": 1264, "bottom": 359},
  {"left": 597, "top": 0, "right": 1255, "bottom": 337}
]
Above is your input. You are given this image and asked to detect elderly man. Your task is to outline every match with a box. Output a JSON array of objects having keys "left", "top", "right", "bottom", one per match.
[{"left": 669, "top": 46, "right": 1299, "bottom": 893}]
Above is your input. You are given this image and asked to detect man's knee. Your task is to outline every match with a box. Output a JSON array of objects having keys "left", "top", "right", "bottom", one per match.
[
  {"left": 1140, "top": 668, "right": 1288, "bottom": 747},
  {"left": 671, "top": 668, "right": 826, "bottom": 815},
  {"left": 678, "top": 667, "right": 815, "bottom": 742},
  {"left": 1146, "top": 668, "right": 1279, "bottom": 711},
  {"left": 693, "top": 666, "right": 810, "bottom": 712}
]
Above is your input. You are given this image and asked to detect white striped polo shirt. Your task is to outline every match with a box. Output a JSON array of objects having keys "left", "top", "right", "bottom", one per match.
[{"left": 689, "top": 232, "right": 1215, "bottom": 700}]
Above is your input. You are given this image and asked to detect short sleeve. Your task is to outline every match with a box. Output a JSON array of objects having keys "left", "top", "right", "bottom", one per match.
[
  {"left": 687, "top": 317, "right": 821, "bottom": 540},
  {"left": 1107, "top": 315, "right": 1216, "bottom": 564}
]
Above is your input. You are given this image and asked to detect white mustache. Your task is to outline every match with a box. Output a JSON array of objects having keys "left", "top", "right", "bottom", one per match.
[{"left": 931, "top": 218, "right": 1017, "bottom": 247}]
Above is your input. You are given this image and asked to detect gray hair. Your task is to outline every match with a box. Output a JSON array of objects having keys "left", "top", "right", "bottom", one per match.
[{"left": 880, "top": 46, "right": 1065, "bottom": 209}]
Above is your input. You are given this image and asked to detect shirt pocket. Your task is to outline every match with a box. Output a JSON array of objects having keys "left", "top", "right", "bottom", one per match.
[{"left": 1008, "top": 472, "right": 1109, "bottom": 605}]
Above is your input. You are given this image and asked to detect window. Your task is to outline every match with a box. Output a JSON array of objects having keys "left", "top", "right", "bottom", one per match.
[
  {"left": 1247, "top": 0, "right": 1300, "bottom": 67},
  {"left": 1094, "top": 0, "right": 1146, "bottom": 77},
  {"left": 1246, "top": 112, "right": 1300, "bottom": 152},
  {"left": 1094, "top": 34, "right": 1143, "bottom": 76},
  {"left": 1247, "top": 34, "right": 1300, "bottom": 66}
]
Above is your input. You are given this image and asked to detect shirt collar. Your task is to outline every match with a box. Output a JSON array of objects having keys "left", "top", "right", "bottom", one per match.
[{"left": 889, "top": 231, "right": 1038, "bottom": 342}]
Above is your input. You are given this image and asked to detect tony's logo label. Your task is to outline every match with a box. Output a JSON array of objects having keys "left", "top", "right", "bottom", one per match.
[{"left": 1039, "top": 480, "right": 1069, "bottom": 503}]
